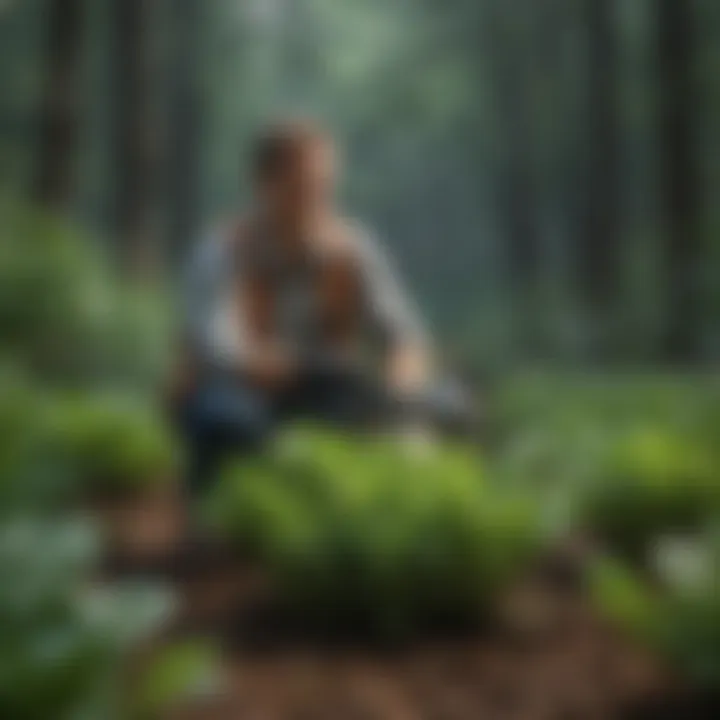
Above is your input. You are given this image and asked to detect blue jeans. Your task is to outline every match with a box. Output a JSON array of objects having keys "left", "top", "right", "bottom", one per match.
[
  {"left": 177, "top": 367, "right": 388, "bottom": 497},
  {"left": 178, "top": 368, "right": 476, "bottom": 497}
]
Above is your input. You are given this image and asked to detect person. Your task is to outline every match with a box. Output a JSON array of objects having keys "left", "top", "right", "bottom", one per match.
[{"left": 172, "top": 120, "right": 470, "bottom": 498}]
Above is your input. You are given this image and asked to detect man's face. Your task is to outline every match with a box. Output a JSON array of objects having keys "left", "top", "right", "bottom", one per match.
[{"left": 266, "top": 139, "right": 338, "bottom": 227}]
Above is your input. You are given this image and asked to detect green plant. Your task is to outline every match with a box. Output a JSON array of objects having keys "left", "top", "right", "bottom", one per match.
[
  {"left": 133, "top": 640, "right": 218, "bottom": 720},
  {"left": 591, "top": 530, "right": 720, "bottom": 689},
  {"left": 0, "top": 364, "right": 76, "bottom": 513},
  {"left": 207, "top": 428, "right": 541, "bottom": 637},
  {"left": 0, "top": 519, "right": 170, "bottom": 720},
  {"left": 0, "top": 204, "right": 211, "bottom": 716},
  {"left": 0, "top": 202, "right": 171, "bottom": 387},
  {"left": 583, "top": 427, "right": 720, "bottom": 555},
  {"left": 47, "top": 394, "right": 178, "bottom": 494}
]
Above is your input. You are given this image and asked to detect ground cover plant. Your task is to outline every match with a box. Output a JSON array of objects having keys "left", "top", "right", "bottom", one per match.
[
  {"left": 0, "top": 518, "right": 215, "bottom": 720},
  {"left": 47, "top": 393, "right": 178, "bottom": 496},
  {"left": 584, "top": 427, "right": 720, "bottom": 556},
  {"left": 0, "top": 368, "right": 178, "bottom": 502},
  {"left": 591, "top": 528, "right": 720, "bottom": 690},
  {"left": 208, "top": 428, "right": 542, "bottom": 637},
  {"left": 496, "top": 373, "right": 720, "bottom": 550},
  {"left": 0, "top": 206, "right": 210, "bottom": 716},
  {"left": 500, "top": 374, "right": 720, "bottom": 694},
  {"left": 0, "top": 203, "right": 171, "bottom": 389},
  {"left": 0, "top": 206, "right": 178, "bottom": 499},
  {"left": 0, "top": 365, "right": 65, "bottom": 514}
]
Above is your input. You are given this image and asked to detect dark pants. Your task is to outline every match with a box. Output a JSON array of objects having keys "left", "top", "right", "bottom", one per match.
[
  {"left": 178, "top": 365, "right": 390, "bottom": 497},
  {"left": 178, "top": 366, "right": 477, "bottom": 497}
]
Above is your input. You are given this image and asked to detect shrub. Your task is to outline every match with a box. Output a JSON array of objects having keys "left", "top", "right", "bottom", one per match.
[
  {"left": 0, "top": 367, "right": 175, "bottom": 503},
  {"left": 583, "top": 427, "right": 720, "bottom": 555},
  {"left": 0, "top": 518, "right": 214, "bottom": 720},
  {"left": 48, "top": 394, "right": 178, "bottom": 495},
  {"left": 0, "top": 202, "right": 171, "bottom": 387},
  {"left": 207, "top": 429, "right": 541, "bottom": 637},
  {"left": 591, "top": 531, "right": 720, "bottom": 689},
  {"left": 0, "top": 365, "right": 75, "bottom": 513}
]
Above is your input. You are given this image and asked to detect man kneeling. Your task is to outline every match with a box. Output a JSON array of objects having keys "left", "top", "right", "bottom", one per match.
[{"left": 173, "top": 120, "right": 469, "bottom": 498}]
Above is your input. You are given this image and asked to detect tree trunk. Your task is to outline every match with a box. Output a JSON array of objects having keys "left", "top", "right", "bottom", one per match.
[
  {"left": 33, "top": 0, "right": 84, "bottom": 210},
  {"left": 167, "top": 0, "right": 203, "bottom": 262},
  {"left": 112, "top": 0, "right": 158, "bottom": 274},
  {"left": 657, "top": 0, "right": 700, "bottom": 361},
  {"left": 481, "top": 0, "right": 542, "bottom": 354},
  {"left": 578, "top": 0, "right": 621, "bottom": 340}
]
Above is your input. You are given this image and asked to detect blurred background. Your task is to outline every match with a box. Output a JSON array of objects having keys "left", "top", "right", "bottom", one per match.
[
  {"left": 2, "top": 0, "right": 719, "bottom": 367},
  {"left": 1, "top": 2, "right": 720, "bottom": 719}
]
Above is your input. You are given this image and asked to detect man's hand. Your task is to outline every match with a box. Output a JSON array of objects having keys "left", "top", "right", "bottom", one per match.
[
  {"left": 243, "top": 344, "right": 297, "bottom": 392},
  {"left": 386, "top": 343, "right": 431, "bottom": 397}
]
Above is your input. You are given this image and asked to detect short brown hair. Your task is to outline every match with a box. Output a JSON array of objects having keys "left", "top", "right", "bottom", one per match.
[{"left": 251, "top": 119, "right": 332, "bottom": 183}]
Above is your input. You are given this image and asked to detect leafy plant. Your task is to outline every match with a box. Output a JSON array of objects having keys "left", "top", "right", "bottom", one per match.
[
  {"left": 0, "top": 364, "right": 75, "bottom": 513},
  {"left": 0, "top": 202, "right": 171, "bottom": 387},
  {"left": 0, "top": 519, "right": 174, "bottom": 720},
  {"left": 47, "top": 394, "right": 178, "bottom": 495},
  {"left": 591, "top": 530, "right": 720, "bottom": 689},
  {"left": 134, "top": 640, "right": 218, "bottom": 720},
  {"left": 0, "top": 204, "right": 210, "bottom": 717},
  {"left": 583, "top": 427, "right": 720, "bottom": 555},
  {"left": 207, "top": 428, "right": 541, "bottom": 637}
]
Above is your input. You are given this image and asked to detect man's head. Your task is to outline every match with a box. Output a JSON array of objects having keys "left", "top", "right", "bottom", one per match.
[{"left": 252, "top": 119, "right": 339, "bottom": 233}]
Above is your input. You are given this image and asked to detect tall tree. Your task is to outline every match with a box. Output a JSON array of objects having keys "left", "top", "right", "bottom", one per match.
[
  {"left": 657, "top": 0, "right": 700, "bottom": 360},
  {"left": 33, "top": 0, "right": 84, "bottom": 210},
  {"left": 481, "top": 0, "right": 542, "bottom": 353},
  {"left": 166, "top": 0, "right": 204, "bottom": 262},
  {"left": 578, "top": 0, "right": 621, "bottom": 345},
  {"left": 112, "top": 0, "right": 158, "bottom": 273}
]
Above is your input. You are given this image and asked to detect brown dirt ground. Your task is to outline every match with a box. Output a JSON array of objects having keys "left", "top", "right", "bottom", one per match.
[{"left": 92, "top": 488, "right": 718, "bottom": 720}]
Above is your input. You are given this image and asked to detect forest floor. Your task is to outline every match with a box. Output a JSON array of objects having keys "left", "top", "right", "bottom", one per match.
[{"left": 95, "top": 488, "right": 718, "bottom": 720}]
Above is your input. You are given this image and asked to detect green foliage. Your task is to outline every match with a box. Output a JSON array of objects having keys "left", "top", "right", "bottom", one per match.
[
  {"left": 0, "top": 518, "right": 174, "bottom": 720},
  {"left": 0, "top": 206, "right": 205, "bottom": 717},
  {"left": 494, "top": 374, "right": 720, "bottom": 550},
  {"left": 591, "top": 531, "right": 720, "bottom": 688},
  {"left": 0, "top": 381, "right": 206, "bottom": 717},
  {"left": 0, "top": 364, "right": 76, "bottom": 513},
  {"left": 47, "top": 394, "right": 178, "bottom": 495},
  {"left": 590, "top": 556, "right": 663, "bottom": 638},
  {"left": 0, "top": 367, "right": 178, "bottom": 501},
  {"left": 584, "top": 427, "right": 720, "bottom": 555},
  {"left": 134, "top": 640, "right": 218, "bottom": 720},
  {"left": 0, "top": 202, "right": 171, "bottom": 387},
  {"left": 0, "top": 204, "right": 178, "bottom": 497},
  {"left": 522, "top": 377, "right": 720, "bottom": 688},
  {"left": 208, "top": 429, "right": 540, "bottom": 636}
]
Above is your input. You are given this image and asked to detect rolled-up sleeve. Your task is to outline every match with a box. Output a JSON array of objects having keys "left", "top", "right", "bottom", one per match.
[
  {"left": 355, "top": 228, "right": 430, "bottom": 352},
  {"left": 183, "top": 230, "right": 247, "bottom": 368}
]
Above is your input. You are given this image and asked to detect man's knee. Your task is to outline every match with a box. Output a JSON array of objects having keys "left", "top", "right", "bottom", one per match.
[{"left": 180, "top": 379, "right": 273, "bottom": 449}]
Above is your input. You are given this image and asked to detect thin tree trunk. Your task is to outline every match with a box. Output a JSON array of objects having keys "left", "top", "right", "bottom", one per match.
[
  {"left": 481, "top": 0, "right": 542, "bottom": 353},
  {"left": 657, "top": 0, "right": 700, "bottom": 361},
  {"left": 579, "top": 0, "right": 621, "bottom": 332},
  {"left": 33, "top": 0, "right": 84, "bottom": 210},
  {"left": 112, "top": 0, "right": 158, "bottom": 274},
  {"left": 167, "top": 0, "right": 203, "bottom": 262}
]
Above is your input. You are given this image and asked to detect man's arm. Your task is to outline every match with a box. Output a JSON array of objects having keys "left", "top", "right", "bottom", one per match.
[
  {"left": 166, "top": 232, "right": 228, "bottom": 408},
  {"left": 233, "top": 272, "right": 297, "bottom": 390},
  {"left": 355, "top": 228, "right": 433, "bottom": 393},
  {"left": 172, "top": 223, "right": 295, "bottom": 399}
]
